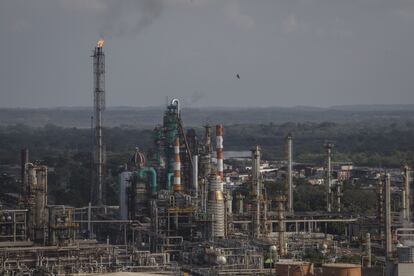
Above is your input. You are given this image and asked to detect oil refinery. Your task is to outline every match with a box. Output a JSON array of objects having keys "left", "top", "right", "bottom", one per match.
[{"left": 0, "top": 41, "right": 413, "bottom": 276}]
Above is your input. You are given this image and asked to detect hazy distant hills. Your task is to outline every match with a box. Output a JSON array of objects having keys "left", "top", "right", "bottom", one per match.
[{"left": 0, "top": 105, "right": 413, "bottom": 128}]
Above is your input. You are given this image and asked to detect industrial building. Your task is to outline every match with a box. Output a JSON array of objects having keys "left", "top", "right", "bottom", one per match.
[{"left": 0, "top": 40, "right": 413, "bottom": 276}]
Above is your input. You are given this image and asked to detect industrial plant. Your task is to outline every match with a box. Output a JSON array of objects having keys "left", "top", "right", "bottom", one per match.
[{"left": 0, "top": 40, "right": 413, "bottom": 276}]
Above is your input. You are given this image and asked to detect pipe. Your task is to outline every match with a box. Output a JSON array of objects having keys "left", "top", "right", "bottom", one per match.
[
  {"left": 87, "top": 202, "right": 92, "bottom": 235},
  {"left": 173, "top": 137, "right": 182, "bottom": 192},
  {"left": 134, "top": 167, "right": 157, "bottom": 195},
  {"left": 216, "top": 124, "right": 224, "bottom": 180},
  {"left": 171, "top": 98, "right": 180, "bottom": 117},
  {"left": 193, "top": 154, "right": 199, "bottom": 196},
  {"left": 167, "top": 173, "right": 174, "bottom": 191},
  {"left": 402, "top": 189, "right": 407, "bottom": 222}
]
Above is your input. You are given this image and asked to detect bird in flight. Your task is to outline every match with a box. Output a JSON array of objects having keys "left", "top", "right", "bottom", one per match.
[{"left": 236, "top": 74, "right": 240, "bottom": 79}]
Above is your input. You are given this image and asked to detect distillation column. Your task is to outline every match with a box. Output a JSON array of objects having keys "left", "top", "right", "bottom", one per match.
[
  {"left": 208, "top": 174, "right": 225, "bottom": 239},
  {"left": 93, "top": 39, "right": 106, "bottom": 205},
  {"left": 26, "top": 164, "right": 48, "bottom": 243},
  {"left": 275, "top": 195, "right": 287, "bottom": 256}
]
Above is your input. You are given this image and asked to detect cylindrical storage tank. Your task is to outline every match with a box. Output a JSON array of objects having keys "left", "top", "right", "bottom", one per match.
[
  {"left": 276, "top": 262, "right": 313, "bottom": 276},
  {"left": 322, "top": 263, "right": 361, "bottom": 276}
]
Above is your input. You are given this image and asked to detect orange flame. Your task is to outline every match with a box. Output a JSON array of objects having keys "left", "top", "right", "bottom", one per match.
[{"left": 97, "top": 38, "right": 104, "bottom": 48}]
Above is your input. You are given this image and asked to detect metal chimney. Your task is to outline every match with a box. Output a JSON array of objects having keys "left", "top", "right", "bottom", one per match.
[
  {"left": 404, "top": 166, "right": 411, "bottom": 223},
  {"left": 325, "top": 143, "right": 334, "bottom": 212},
  {"left": 252, "top": 145, "right": 261, "bottom": 238},
  {"left": 385, "top": 173, "right": 392, "bottom": 260},
  {"left": 216, "top": 124, "right": 224, "bottom": 180},
  {"left": 286, "top": 134, "right": 293, "bottom": 213},
  {"left": 173, "top": 137, "right": 183, "bottom": 192}
]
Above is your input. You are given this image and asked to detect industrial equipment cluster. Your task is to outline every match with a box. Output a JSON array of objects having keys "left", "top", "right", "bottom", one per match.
[{"left": 0, "top": 41, "right": 413, "bottom": 276}]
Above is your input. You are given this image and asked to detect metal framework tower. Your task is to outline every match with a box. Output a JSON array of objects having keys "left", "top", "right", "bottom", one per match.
[{"left": 93, "top": 39, "right": 105, "bottom": 205}]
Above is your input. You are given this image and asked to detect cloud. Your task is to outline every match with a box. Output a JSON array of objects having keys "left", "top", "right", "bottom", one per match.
[
  {"left": 182, "top": 90, "right": 206, "bottom": 107},
  {"left": 59, "top": 0, "right": 106, "bottom": 12},
  {"left": 10, "top": 19, "right": 29, "bottom": 32},
  {"left": 282, "top": 14, "right": 299, "bottom": 33},
  {"left": 224, "top": 1, "right": 255, "bottom": 30}
]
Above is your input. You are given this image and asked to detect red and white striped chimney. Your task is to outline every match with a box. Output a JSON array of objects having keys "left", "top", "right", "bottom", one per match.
[
  {"left": 216, "top": 124, "right": 224, "bottom": 180},
  {"left": 173, "top": 137, "right": 183, "bottom": 192}
]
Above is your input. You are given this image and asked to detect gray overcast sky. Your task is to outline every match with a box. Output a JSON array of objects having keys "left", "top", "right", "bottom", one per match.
[{"left": 1, "top": 0, "right": 414, "bottom": 108}]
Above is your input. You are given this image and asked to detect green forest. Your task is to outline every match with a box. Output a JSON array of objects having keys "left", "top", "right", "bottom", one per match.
[{"left": 0, "top": 120, "right": 412, "bottom": 207}]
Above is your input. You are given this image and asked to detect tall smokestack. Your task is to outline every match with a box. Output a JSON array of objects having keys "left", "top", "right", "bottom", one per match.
[
  {"left": 216, "top": 124, "right": 224, "bottom": 180},
  {"left": 325, "top": 143, "right": 334, "bottom": 212},
  {"left": 252, "top": 145, "right": 261, "bottom": 238},
  {"left": 200, "top": 125, "right": 212, "bottom": 179},
  {"left": 404, "top": 166, "right": 411, "bottom": 223},
  {"left": 286, "top": 134, "right": 293, "bottom": 213},
  {"left": 93, "top": 39, "right": 105, "bottom": 205},
  {"left": 173, "top": 137, "right": 183, "bottom": 192},
  {"left": 21, "top": 148, "right": 29, "bottom": 195},
  {"left": 385, "top": 173, "right": 392, "bottom": 260}
]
